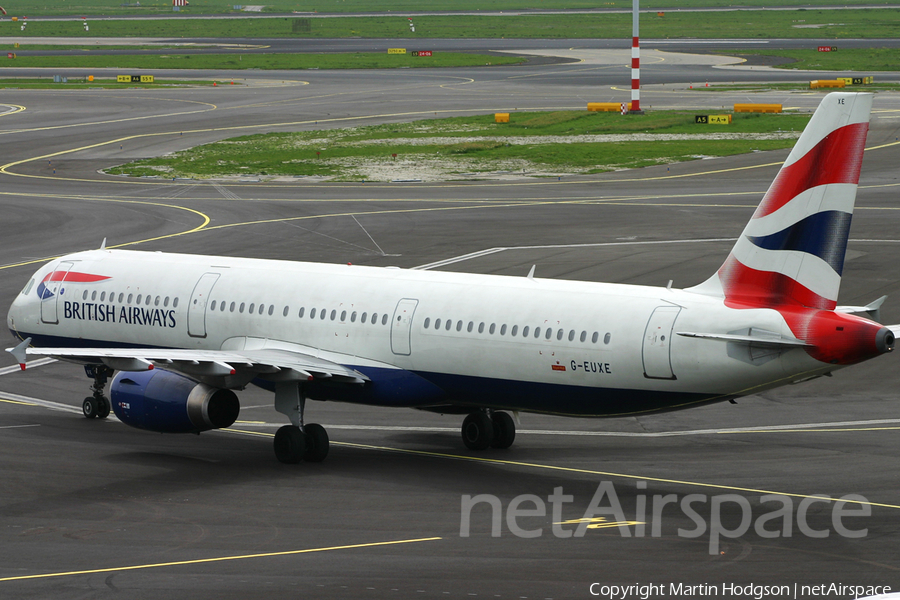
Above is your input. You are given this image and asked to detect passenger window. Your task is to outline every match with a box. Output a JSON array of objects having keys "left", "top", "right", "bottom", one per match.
[
  {"left": 283, "top": 306, "right": 289, "bottom": 317},
  {"left": 239, "top": 303, "right": 245, "bottom": 313},
  {"left": 340, "top": 310, "right": 346, "bottom": 321},
  {"left": 311, "top": 308, "right": 316, "bottom": 318},
  {"left": 522, "top": 325, "right": 529, "bottom": 337},
  {"left": 173, "top": 298, "right": 179, "bottom": 308},
  {"left": 155, "top": 296, "right": 160, "bottom": 306},
  {"left": 592, "top": 332, "right": 599, "bottom": 344},
  {"left": 424, "top": 317, "right": 431, "bottom": 329},
  {"left": 434, "top": 318, "right": 441, "bottom": 329},
  {"left": 146, "top": 296, "right": 151, "bottom": 306},
  {"left": 580, "top": 331, "right": 587, "bottom": 343},
  {"left": 83, "top": 290, "right": 88, "bottom": 300},
  {"left": 298, "top": 307, "right": 304, "bottom": 318},
  {"left": 91, "top": 291, "right": 97, "bottom": 301},
  {"left": 372, "top": 313, "right": 378, "bottom": 324},
  {"left": 604, "top": 333, "right": 611, "bottom": 344},
  {"left": 249, "top": 303, "right": 255, "bottom": 313},
  {"left": 163, "top": 296, "right": 169, "bottom": 307},
  {"left": 100, "top": 291, "right": 106, "bottom": 302},
  {"left": 490, "top": 324, "right": 497, "bottom": 335},
  {"left": 259, "top": 304, "right": 265, "bottom": 315},
  {"left": 330, "top": 310, "right": 337, "bottom": 321},
  {"left": 230, "top": 302, "right": 235, "bottom": 312},
  {"left": 467, "top": 321, "right": 474, "bottom": 333},
  {"left": 137, "top": 294, "right": 142, "bottom": 304},
  {"left": 119, "top": 293, "right": 124, "bottom": 303},
  {"left": 361, "top": 311, "right": 367, "bottom": 322},
  {"left": 268, "top": 305, "right": 274, "bottom": 316},
  {"left": 211, "top": 300, "right": 217, "bottom": 311},
  {"left": 456, "top": 320, "right": 463, "bottom": 332},
  {"left": 382, "top": 314, "right": 388, "bottom": 325},
  {"left": 557, "top": 329, "right": 563, "bottom": 341},
  {"left": 127, "top": 294, "right": 133, "bottom": 304},
  {"left": 321, "top": 310, "right": 327, "bottom": 320},
  {"left": 478, "top": 322, "right": 485, "bottom": 334},
  {"left": 445, "top": 319, "right": 452, "bottom": 331},
  {"left": 547, "top": 329, "right": 554, "bottom": 340},
  {"left": 534, "top": 327, "right": 541, "bottom": 339},
  {"left": 568, "top": 330, "right": 575, "bottom": 342},
  {"left": 351, "top": 311, "right": 357, "bottom": 323},
  {"left": 221, "top": 301, "right": 226, "bottom": 311}
]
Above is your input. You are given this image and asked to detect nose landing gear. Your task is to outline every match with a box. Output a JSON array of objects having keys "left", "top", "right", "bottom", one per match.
[{"left": 82, "top": 365, "right": 113, "bottom": 419}]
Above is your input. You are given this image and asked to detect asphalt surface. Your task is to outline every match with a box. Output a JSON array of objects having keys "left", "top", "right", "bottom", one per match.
[{"left": 1, "top": 49, "right": 900, "bottom": 599}]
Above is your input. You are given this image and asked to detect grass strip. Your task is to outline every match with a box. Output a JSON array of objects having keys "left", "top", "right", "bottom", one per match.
[
  {"left": 721, "top": 48, "right": 900, "bottom": 72},
  {"left": 0, "top": 52, "right": 523, "bottom": 70},
  {"left": 3, "top": 9, "right": 900, "bottom": 39},
  {"left": 0, "top": 77, "right": 219, "bottom": 88},
  {"left": 0, "top": 0, "right": 882, "bottom": 17},
  {"left": 107, "top": 110, "right": 811, "bottom": 182}
]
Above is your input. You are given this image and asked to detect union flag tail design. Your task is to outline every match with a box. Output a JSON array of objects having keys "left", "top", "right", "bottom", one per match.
[{"left": 690, "top": 92, "right": 873, "bottom": 310}]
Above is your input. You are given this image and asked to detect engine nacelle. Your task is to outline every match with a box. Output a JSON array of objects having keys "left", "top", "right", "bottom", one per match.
[{"left": 110, "top": 369, "right": 240, "bottom": 434}]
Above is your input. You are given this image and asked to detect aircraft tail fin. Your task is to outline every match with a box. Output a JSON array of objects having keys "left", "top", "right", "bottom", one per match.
[{"left": 689, "top": 92, "right": 873, "bottom": 310}]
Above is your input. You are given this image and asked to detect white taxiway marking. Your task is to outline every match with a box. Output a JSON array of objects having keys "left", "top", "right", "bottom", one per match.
[
  {"left": 0, "top": 424, "right": 40, "bottom": 430},
  {"left": 0, "top": 391, "right": 82, "bottom": 414}
]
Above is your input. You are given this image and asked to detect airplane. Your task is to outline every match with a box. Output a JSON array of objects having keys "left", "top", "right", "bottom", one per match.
[{"left": 5, "top": 91, "right": 898, "bottom": 464}]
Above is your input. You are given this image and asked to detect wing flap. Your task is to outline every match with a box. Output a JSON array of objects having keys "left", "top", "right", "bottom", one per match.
[
  {"left": 677, "top": 328, "right": 810, "bottom": 348},
  {"left": 5, "top": 341, "right": 368, "bottom": 387}
]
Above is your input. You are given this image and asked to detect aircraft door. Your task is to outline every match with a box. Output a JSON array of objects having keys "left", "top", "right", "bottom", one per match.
[
  {"left": 40, "top": 261, "right": 74, "bottom": 325},
  {"left": 187, "top": 273, "right": 220, "bottom": 338},
  {"left": 642, "top": 306, "right": 681, "bottom": 379},
  {"left": 391, "top": 298, "right": 419, "bottom": 356}
]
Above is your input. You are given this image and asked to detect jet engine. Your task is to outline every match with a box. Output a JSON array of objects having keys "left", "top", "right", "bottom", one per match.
[{"left": 110, "top": 369, "right": 240, "bottom": 434}]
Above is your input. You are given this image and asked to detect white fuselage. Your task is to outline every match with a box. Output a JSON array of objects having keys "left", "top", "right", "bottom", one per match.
[{"left": 7, "top": 249, "right": 832, "bottom": 417}]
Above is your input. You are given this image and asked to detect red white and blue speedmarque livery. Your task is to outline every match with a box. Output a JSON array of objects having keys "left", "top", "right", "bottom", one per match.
[{"left": 6, "top": 93, "right": 899, "bottom": 464}]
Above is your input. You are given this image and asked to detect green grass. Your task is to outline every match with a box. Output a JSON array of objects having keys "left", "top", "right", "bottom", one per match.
[
  {"left": 693, "top": 82, "right": 900, "bottom": 92},
  {"left": 0, "top": 0, "right": 883, "bottom": 16},
  {"left": 1, "top": 52, "right": 524, "bottom": 70},
  {"left": 0, "top": 77, "right": 219, "bottom": 88},
  {"left": 4, "top": 9, "right": 900, "bottom": 39},
  {"left": 107, "top": 110, "right": 811, "bottom": 181},
  {"left": 723, "top": 48, "right": 900, "bottom": 71}
]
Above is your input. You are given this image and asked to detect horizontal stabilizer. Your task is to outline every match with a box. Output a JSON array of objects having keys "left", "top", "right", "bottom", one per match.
[
  {"left": 677, "top": 329, "right": 809, "bottom": 348},
  {"left": 836, "top": 295, "right": 886, "bottom": 323}
]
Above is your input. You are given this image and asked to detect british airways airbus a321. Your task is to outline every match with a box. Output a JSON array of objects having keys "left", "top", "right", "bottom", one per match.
[{"left": 6, "top": 92, "right": 899, "bottom": 464}]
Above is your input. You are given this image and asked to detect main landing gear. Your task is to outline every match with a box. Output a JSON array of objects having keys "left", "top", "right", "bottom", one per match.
[
  {"left": 461, "top": 410, "right": 516, "bottom": 451},
  {"left": 82, "top": 365, "right": 113, "bottom": 420},
  {"left": 273, "top": 382, "right": 329, "bottom": 464}
]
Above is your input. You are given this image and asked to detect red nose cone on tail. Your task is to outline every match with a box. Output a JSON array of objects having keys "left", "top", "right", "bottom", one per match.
[{"left": 789, "top": 309, "right": 894, "bottom": 365}]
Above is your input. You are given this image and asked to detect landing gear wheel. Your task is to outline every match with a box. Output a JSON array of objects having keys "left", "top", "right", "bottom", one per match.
[
  {"left": 303, "top": 423, "right": 330, "bottom": 463},
  {"left": 274, "top": 425, "right": 306, "bottom": 464},
  {"left": 82, "top": 396, "right": 99, "bottom": 419},
  {"left": 462, "top": 412, "right": 494, "bottom": 451},
  {"left": 96, "top": 396, "right": 111, "bottom": 420},
  {"left": 490, "top": 412, "right": 516, "bottom": 449}
]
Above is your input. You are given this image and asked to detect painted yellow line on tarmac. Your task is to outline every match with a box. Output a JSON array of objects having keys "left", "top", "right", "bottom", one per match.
[
  {"left": 721, "top": 426, "right": 900, "bottom": 434},
  {"left": 0, "top": 397, "right": 36, "bottom": 406},
  {"left": 220, "top": 429, "right": 900, "bottom": 511},
  {"left": 0, "top": 104, "right": 26, "bottom": 117},
  {"left": 0, "top": 197, "right": 210, "bottom": 271},
  {"left": 0, "top": 537, "right": 442, "bottom": 583},
  {"left": 0, "top": 97, "right": 216, "bottom": 136}
]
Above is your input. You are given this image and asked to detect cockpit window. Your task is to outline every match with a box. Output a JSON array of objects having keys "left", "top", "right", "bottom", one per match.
[{"left": 21, "top": 278, "right": 34, "bottom": 296}]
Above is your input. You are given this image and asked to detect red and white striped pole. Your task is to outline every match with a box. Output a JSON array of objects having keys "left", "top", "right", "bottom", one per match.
[{"left": 630, "top": 0, "right": 643, "bottom": 114}]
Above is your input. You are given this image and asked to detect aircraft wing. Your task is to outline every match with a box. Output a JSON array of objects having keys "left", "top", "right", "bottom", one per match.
[{"left": 6, "top": 338, "right": 368, "bottom": 387}]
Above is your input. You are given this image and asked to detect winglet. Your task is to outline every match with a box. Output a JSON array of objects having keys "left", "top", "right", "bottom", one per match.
[
  {"left": 527, "top": 265, "right": 536, "bottom": 280},
  {"left": 100, "top": 237, "right": 107, "bottom": 250},
  {"left": 6, "top": 337, "right": 32, "bottom": 370}
]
